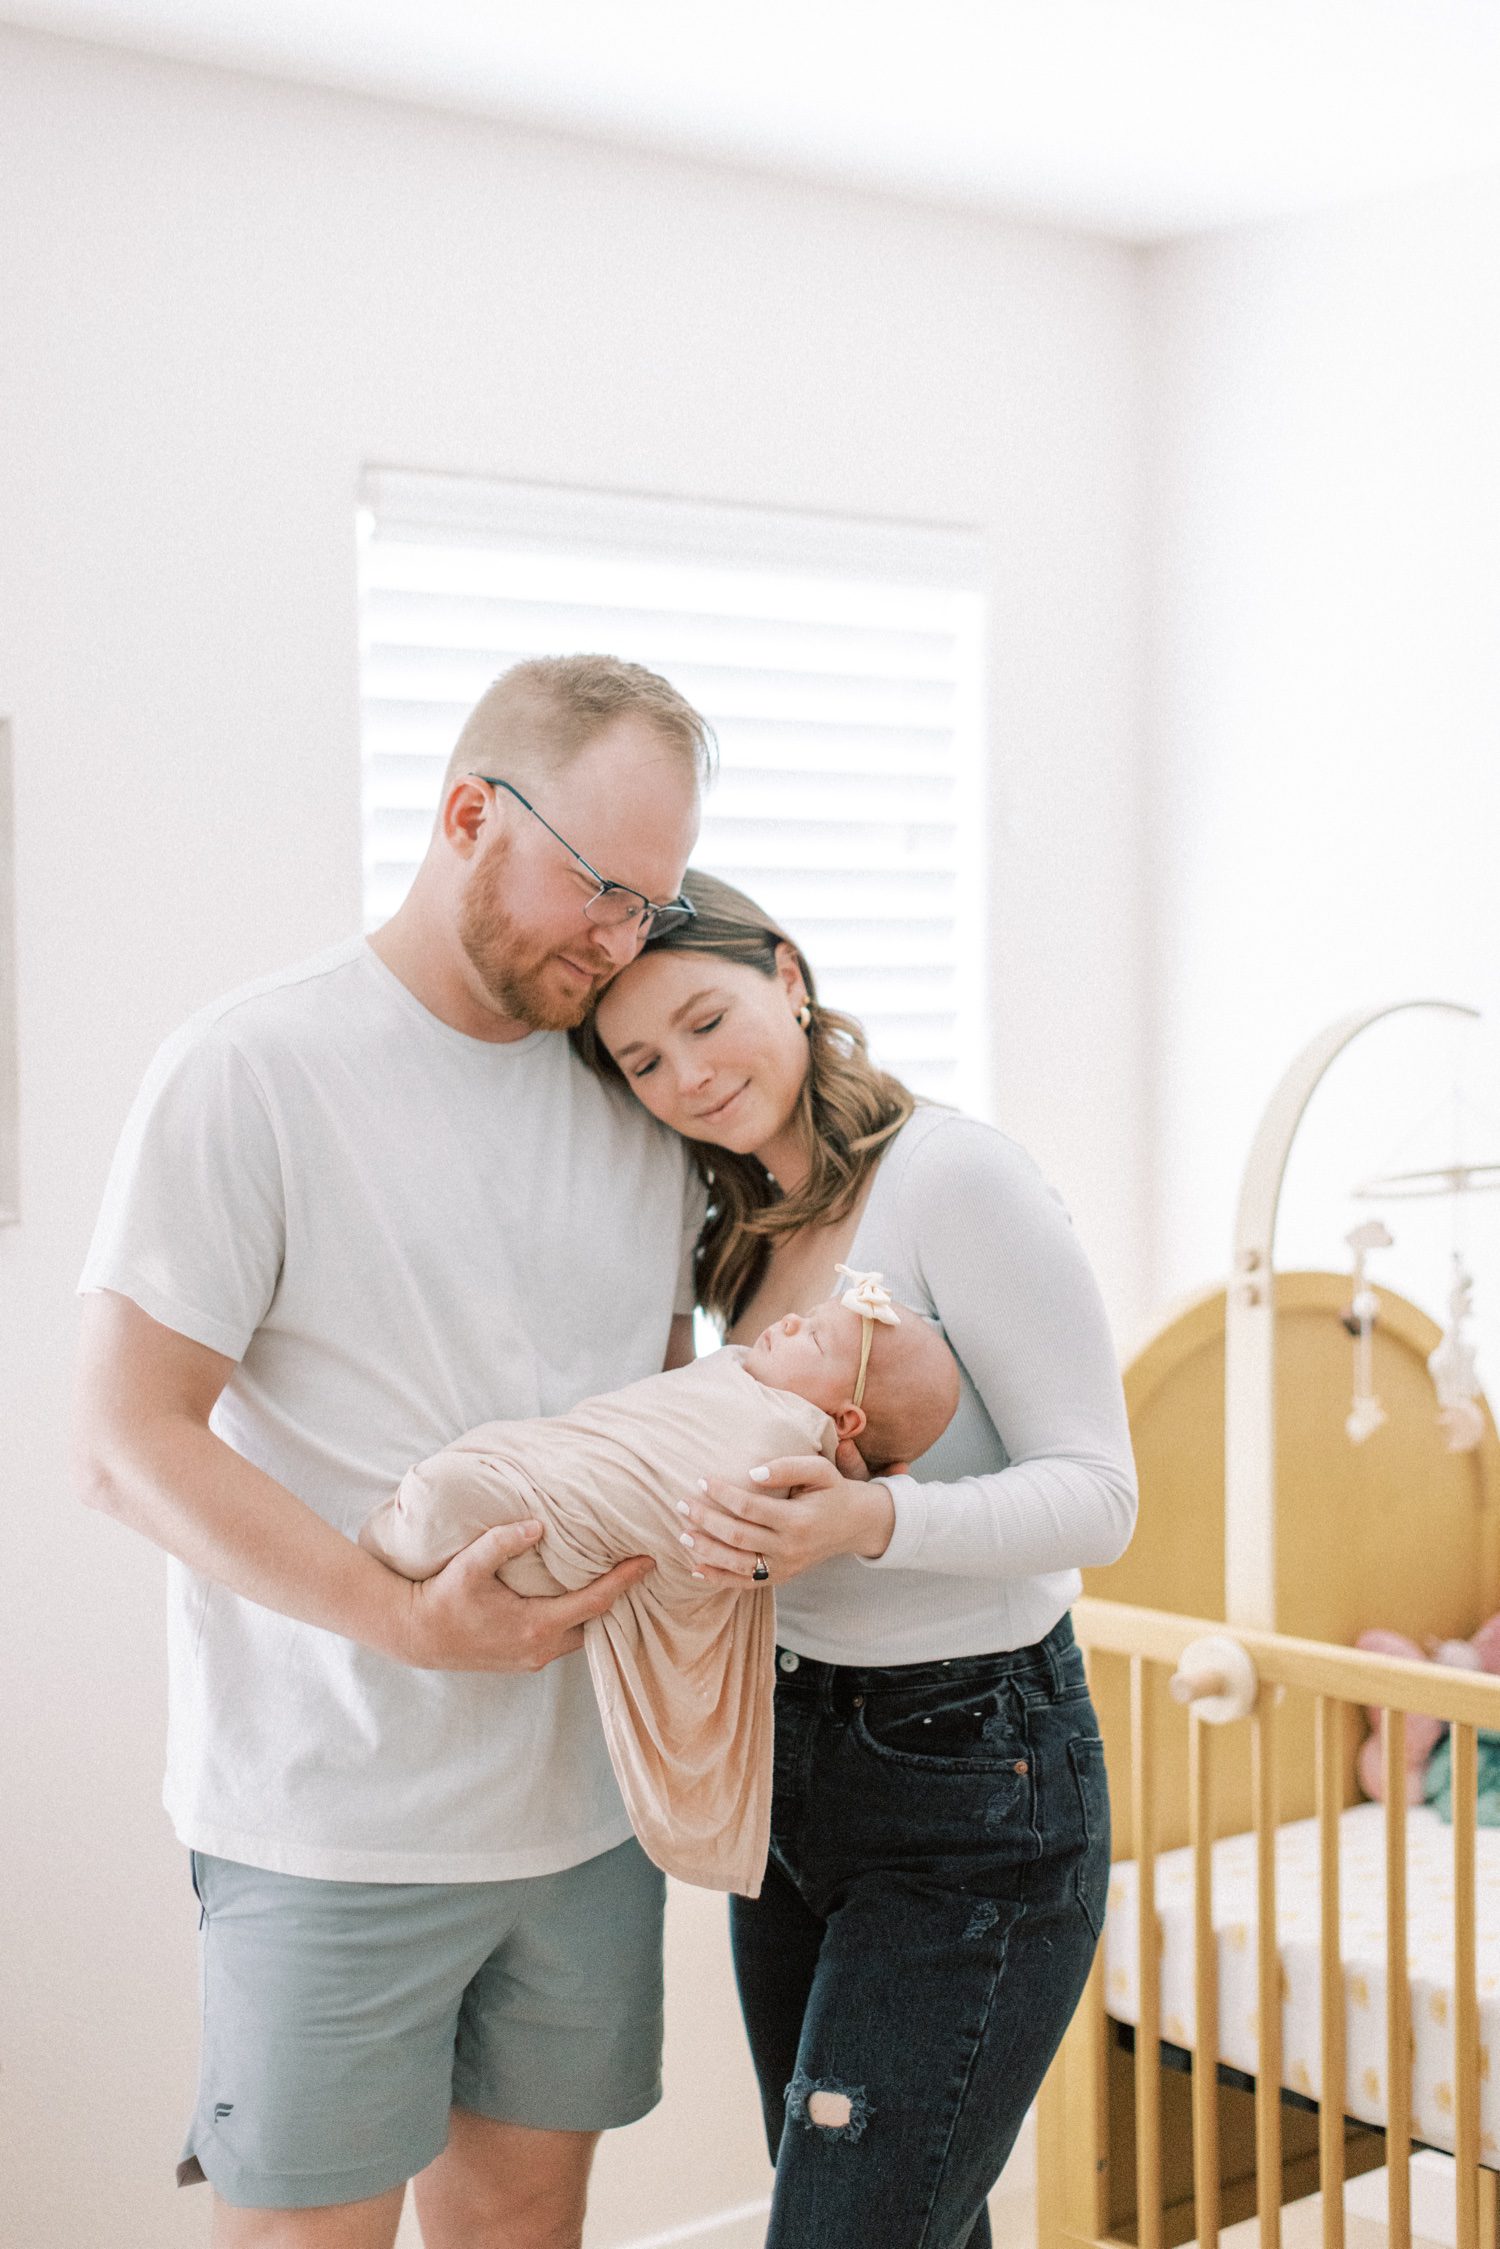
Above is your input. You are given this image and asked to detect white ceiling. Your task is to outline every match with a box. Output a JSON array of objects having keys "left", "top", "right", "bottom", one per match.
[{"left": 6, "top": 0, "right": 1500, "bottom": 241}]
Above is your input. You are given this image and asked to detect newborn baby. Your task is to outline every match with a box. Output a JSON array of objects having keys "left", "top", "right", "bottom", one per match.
[{"left": 361, "top": 1269, "right": 961, "bottom": 1895}]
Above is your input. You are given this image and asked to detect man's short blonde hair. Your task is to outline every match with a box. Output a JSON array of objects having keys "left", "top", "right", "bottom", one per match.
[{"left": 442, "top": 655, "right": 716, "bottom": 797}]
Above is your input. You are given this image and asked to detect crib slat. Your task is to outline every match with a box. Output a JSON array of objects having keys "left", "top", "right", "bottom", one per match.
[
  {"left": 1132, "top": 1654, "right": 1165, "bottom": 2249},
  {"left": 1382, "top": 1711, "right": 1412, "bottom": 2249},
  {"left": 1252, "top": 1692, "right": 1282, "bottom": 2249},
  {"left": 1453, "top": 1722, "right": 1480, "bottom": 2249},
  {"left": 1316, "top": 1697, "right": 1346, "bottom": 2249},
  {"left": 1190, "top": 1711, "right": 1221, "bottom": 2249}
]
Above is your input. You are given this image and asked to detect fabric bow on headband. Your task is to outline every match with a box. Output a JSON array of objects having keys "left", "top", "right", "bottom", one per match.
[
  {"left": 835, "top": 1266, "right": 900, "bottom": 1328},
  {"left": 834, "top": 1265, "right": 900, "bottom": 1408}
]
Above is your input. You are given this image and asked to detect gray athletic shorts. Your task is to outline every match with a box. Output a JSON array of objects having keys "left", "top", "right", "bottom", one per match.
[{"left": 178, "top": 1839, "right": 666, "bottom": 2211}]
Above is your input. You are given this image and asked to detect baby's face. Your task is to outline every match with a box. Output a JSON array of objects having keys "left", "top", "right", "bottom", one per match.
[{"left": 745, "top": 1299, "right": 866, "bottom": 1415}]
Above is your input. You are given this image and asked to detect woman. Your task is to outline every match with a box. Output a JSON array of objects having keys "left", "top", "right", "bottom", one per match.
[{"left": 583, "top": 872, "right": 1137, "bottom": 2249}]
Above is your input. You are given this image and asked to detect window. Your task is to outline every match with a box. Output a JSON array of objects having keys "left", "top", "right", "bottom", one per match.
[{"left": 358, "top": 472, "right": 986, "bottom": 1108}]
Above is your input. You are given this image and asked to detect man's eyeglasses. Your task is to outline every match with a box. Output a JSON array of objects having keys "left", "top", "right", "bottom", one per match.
[{"left": 474, "top": 777, "right": 696, "bottom": 941}]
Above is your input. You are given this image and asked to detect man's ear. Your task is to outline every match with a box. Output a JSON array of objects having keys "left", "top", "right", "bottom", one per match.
[
  {"left": 833, "top": 1402, "right": 867, "bottom": 1441},
  {"left": 442, "top": 777, "right": 492, "bottom": 856}
]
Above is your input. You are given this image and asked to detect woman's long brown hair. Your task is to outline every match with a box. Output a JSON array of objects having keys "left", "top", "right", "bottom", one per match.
[{"left": 572, "top": 871, "right": 917, "bottom": 1330}]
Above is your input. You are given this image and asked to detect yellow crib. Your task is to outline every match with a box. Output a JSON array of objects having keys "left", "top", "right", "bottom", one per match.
[{"left": 1038, "top": 1004, "right": 1500, "bottom": 2249}]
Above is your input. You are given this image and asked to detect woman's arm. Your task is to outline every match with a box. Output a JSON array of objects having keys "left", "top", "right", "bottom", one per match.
[
  {"left": 866, "top": 1116, "right": 1137, "bottom": 1579},
  {"left": 680, "top": 1117, "right": 1136, "bottom": 1586}
]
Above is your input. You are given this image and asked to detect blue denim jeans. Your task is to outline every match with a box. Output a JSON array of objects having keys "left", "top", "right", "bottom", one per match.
[{"left": 729, "top": 1614, "right": 1109, "bottom": 2249}]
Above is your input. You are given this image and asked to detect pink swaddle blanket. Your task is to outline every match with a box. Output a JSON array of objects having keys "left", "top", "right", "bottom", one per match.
[{"left": 360, "top": 1348, "right": 836, "bottom": 1896}]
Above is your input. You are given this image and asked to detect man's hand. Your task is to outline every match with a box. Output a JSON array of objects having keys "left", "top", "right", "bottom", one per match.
[{"left": 398, "top": 1523, "right": 655, "bottom": 1673}]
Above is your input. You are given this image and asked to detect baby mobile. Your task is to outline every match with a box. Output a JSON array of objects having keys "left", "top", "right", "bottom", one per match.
[{"left": 1342, "top": 1139, "right": 1500, "bottom": 1453}]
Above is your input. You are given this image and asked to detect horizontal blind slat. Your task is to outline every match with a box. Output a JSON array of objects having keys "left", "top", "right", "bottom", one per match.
[
  {"left": 362, "top": 534, "right": 978, "bottom": 624},
  {"left": 364, "top": 591, "right": 960, "bottom": 683},
  {"left": 363, "top": 654, "right": 957, "bottom": 730}
]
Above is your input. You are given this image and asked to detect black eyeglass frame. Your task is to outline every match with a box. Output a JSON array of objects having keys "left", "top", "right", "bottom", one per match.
[{"left": 473, "top": 775, "right": 696, "bottom": 939}]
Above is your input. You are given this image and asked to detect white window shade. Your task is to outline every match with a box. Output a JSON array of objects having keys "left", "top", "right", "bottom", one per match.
[{"left": 358, "top": 471, "right": 987, "bottom": 1109}]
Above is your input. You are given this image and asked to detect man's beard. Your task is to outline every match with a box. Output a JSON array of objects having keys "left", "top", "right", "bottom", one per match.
[{"left": 457, "top": 837, "right": 610, "bottom": 1032}]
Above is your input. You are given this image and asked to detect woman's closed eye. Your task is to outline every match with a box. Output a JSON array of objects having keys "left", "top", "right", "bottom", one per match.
[{"left": 625, "top": 1013, "right": 724, "bottom": 1079}]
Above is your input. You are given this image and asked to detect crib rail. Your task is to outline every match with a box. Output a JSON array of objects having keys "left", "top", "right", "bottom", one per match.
[{"left": 1072, "top": 1597, "right": 1500, "bottom": 2249}]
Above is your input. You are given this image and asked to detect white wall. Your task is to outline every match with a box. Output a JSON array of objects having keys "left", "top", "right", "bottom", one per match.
[
  {"left": 1143, "top": 179, "right": 1500, "bottom": 1336},
  {"left": 0, "top": 28, "right": 1149, "bottom": 2246}
]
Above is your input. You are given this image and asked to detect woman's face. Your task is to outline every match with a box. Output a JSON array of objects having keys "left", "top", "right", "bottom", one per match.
[{"left": 593, "top": 944, "right": 812, "bottom": 1163}]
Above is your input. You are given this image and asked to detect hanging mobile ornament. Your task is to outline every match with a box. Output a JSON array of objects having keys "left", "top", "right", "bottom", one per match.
[
  {"left": 1355, "top": 1158, "right": 1500, "bottom": 1450},
  {"left": 1343, "top": 1217, "right": 1394, "bottom": 1444},
  {"left": 1427, "top": 1254, "right": 1485, "bottom": 1453}
]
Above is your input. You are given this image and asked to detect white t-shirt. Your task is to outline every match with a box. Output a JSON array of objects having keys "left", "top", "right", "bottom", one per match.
[{"left": 80, "top": 938, "right": 702, "bottom": 1883}]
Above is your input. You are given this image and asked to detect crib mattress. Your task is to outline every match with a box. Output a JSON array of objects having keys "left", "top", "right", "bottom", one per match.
[{"left": 1103, "top": 1802, "right": 1500, "bottom": 2160}]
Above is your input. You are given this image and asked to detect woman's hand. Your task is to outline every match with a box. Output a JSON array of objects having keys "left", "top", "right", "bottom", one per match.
[{"left": 676, "top": 1454, "right": 897, "bottom": 1586}]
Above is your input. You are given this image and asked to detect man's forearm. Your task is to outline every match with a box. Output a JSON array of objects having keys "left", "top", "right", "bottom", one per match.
[{"left": 86, "top": 1413, "right": 410, "bottom": 1658}]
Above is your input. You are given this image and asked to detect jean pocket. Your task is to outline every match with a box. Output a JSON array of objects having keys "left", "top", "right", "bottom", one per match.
[
  {"left": 853, "top": 1682, "right": 1028, "bottom": 1772},
  {"left": 1067, "top": 1735, "right": 1111, "bottom": 1938}
]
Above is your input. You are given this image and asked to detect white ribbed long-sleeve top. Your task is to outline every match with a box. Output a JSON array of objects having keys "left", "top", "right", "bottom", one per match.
[{"left": 771, "top": 1105, "right": 1138, "bottom": 1665}]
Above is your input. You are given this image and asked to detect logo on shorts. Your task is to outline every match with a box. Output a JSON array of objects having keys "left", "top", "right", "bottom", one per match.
[{"left": 213, "top": 2102, "right": 234, "bottom": 2121}]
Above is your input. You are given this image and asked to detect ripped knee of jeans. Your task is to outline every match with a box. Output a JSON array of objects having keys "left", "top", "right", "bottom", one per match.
[{"left": 784, "top": 2067, "right": 873, "bottom": 2142}]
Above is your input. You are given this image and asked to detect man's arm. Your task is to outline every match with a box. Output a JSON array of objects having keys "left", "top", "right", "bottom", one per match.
[{"left": 73, "top": 1290, "right": 651, "bottom": 1673}]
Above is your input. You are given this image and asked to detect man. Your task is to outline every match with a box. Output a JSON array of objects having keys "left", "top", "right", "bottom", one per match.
[{"left": 73, "top": 656, "right": 710, "bottom": 2249}]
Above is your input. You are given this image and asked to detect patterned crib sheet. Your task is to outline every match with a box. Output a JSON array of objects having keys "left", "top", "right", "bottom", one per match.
[{"left": 1104, "top": 1803, "right": 1500, "bottom": 2160}]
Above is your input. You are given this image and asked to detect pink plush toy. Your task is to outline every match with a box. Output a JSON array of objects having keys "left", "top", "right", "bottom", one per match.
[{"left": 1357, "top": 1617, "right": 1500, "bottom": 1802}]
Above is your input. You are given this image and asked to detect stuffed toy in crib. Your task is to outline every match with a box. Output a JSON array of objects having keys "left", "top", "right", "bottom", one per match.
[{"left": 1356, "top": 1616, "right": 1500, "bottom": 1819}]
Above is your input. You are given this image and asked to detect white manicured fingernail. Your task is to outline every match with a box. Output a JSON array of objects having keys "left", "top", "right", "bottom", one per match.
[
  {"left": 695, "top": 1478, "right": 708, "bottom": 1493},
  {"left": 680, "top": 1532, "right": 695, "bottom": 1549},
  {"left": 691, "top": 1570, "right": 706, "bottom": 1581},
  {"left": 749, "top": 1467, "right": 770, "bottom": 1484},
  {"left": 675, "top": 1500, "right": 691, "bottom": 1515}
]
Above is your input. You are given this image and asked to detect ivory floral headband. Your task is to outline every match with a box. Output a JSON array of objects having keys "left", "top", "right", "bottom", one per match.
[{"left": 834, "top": 1264, "right": 900, "bottom": 1409}]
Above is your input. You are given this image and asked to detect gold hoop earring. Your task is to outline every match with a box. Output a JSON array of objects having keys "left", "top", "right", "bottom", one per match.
[{"left": 796, "top": 1004, "right": 812, "bottom": 1031}]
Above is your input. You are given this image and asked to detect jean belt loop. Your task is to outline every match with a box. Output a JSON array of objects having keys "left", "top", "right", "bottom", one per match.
[{"left": 1042, "top": 1619, "right": 1066, "bottom": 1697}]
